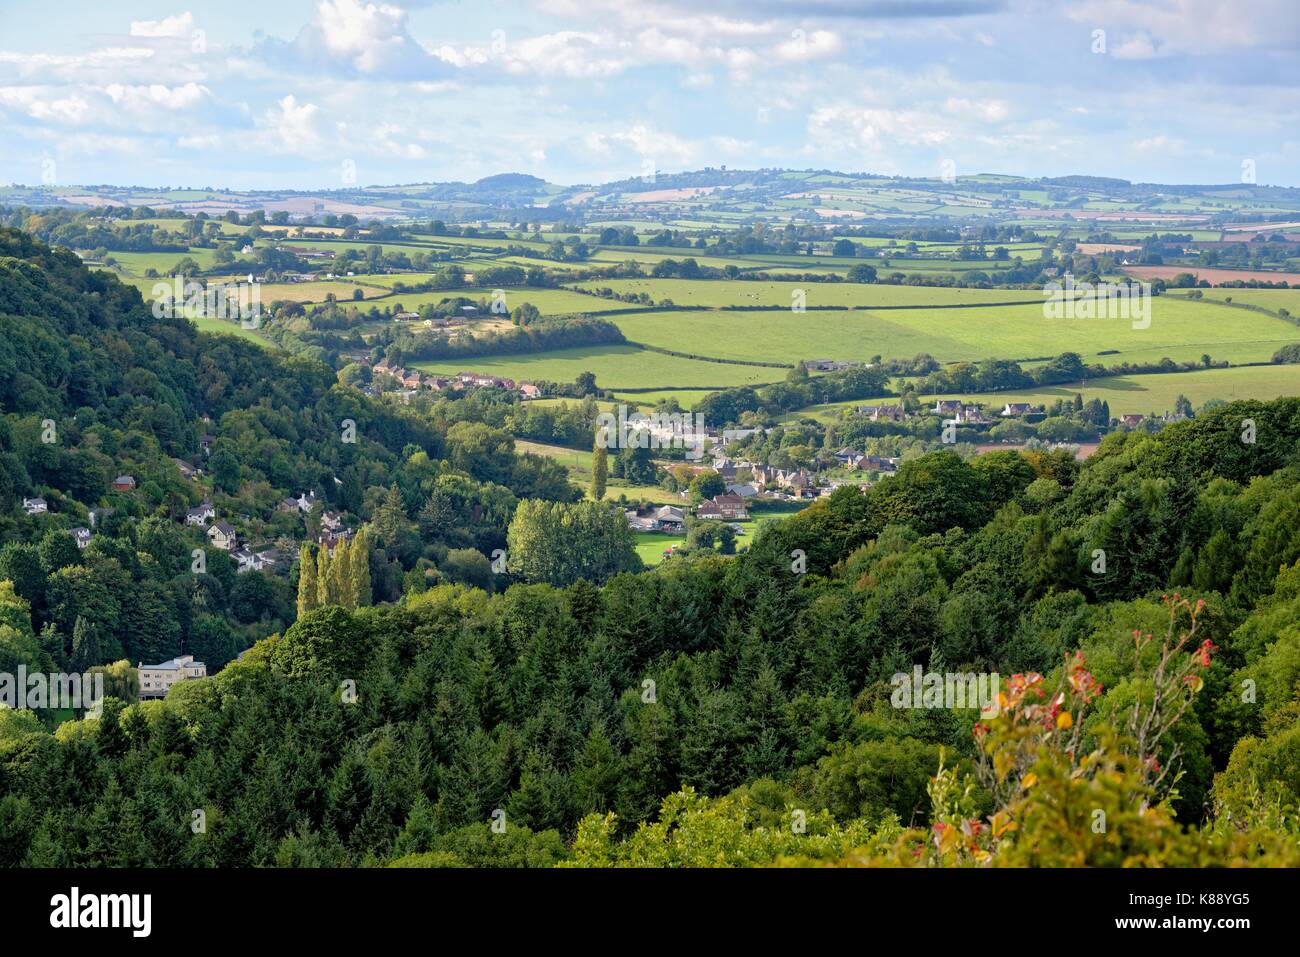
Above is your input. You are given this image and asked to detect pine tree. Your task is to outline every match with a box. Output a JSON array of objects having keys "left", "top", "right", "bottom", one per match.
[
  {"left": 316, "top": 544, "right": 332, "bottom": 607},
  {"left": 590, "top": 437, "right": 608, "bottom": 501},
  {"left": 349, "top": 528, "right": 372, "bottom": 608},
  {"left": 297, "top": 543, "right": 317, "bottom": 619}
]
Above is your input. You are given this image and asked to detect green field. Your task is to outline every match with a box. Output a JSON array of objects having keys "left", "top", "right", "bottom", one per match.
[
  {"left": 609, "top": 298, "right": 1300, "bottom": 366},
  {"left": 1169, "top": 289, "right": 1300, "bottom": 314},
  {"left": 413, "top": 345, "right": 784, "bottom": 390},
  {"left": 102, "top": 248, "right": 219, "bottom": 275},
  {"left": 188, "top": 315, "right": 274, "bottom": 346},
  {"left": 257, "top": 281, "right": 388, "bottom": 303}
]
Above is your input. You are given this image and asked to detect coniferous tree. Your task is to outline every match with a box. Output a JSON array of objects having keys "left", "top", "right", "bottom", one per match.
[{"left": 70, "top": 616, "right": 101, "bottom": 672}]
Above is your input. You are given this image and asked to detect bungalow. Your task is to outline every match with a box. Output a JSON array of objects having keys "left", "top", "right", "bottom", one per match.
[
  {"left": 726, "top": 483, "right": 758, "bottom": 499},
  {"left": 206, "top": 521, "right": 237, "bottom": 551},
  {"left": 393, "top": 311, "right": 420, "bottom": 322},
  {"left": 173, "top": 458, "right": 201, "bottom": 480},
  {"left": 22, "top": 497, "right": 47, "bottom": 516},
  {"left": 185, "top": 502, "right": 215, "bottom": 526},
  {"left": 1001, "top": 403, "right": 1032, "bottom": 418},
  {"left": 71, "top": 527, "right": 92, "bottom": 549},
  {"left": 519, "top": 383, "right": 542, "bottom": 399},
  {"left": 112, "top": 475, "right": 136, "bottom": 491}
]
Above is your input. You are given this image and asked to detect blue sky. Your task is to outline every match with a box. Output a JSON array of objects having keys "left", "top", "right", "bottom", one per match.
[{"left": 1, "top": 0, "right": 1297, "bottom": 189}]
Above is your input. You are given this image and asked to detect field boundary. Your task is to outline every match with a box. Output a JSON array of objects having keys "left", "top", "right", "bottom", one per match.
[{"left": 625, "top": 341, "right": 796, "bottom": 369}]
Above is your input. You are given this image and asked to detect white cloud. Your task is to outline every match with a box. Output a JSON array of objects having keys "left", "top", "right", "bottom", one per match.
[
  {"left": 129, "top": 13, "right": 196, "bottom": 39},
  {"left": 1066, "top": 0, "right": 1300, "bottom": 56},
  {"left": 775, "top": 30, "right": 843, "bottom": 61},
  {"left": 256, "top": 94, "right": 323, "bottom": 152},
  {"left": 0, "top": 86, "right": 91, "bottom": 124},
  {"left": 103, "top": 82, "right": 209, "bottom": 111}
]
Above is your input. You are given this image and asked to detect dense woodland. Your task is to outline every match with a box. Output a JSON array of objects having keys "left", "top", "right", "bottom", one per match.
[{"left": 1, "top": 230, "right": 1299, "bottom": 867}]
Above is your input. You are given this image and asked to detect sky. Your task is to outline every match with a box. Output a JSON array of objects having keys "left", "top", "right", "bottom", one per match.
[{"left": 0, "top": 0, "right": 1297, "bottom": 190}]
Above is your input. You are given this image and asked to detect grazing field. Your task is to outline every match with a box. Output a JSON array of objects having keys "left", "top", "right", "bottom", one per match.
[
  {"left": 610, "top": 298, "right": 1300, "bottom": 366},
  {"left": 412, "top": 345, "right": 784, "bottom": 390},
  {"left": 568, "top": 279, "right": 1047, "bottom": 308}
]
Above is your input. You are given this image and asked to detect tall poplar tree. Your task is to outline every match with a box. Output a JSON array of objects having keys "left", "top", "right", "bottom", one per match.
[
  {"left": 316, "top": 545, "right": 332, "bottom": 607},
  {"left": 297, "top": 543, "right": 317, "bottom": 618},
  {"left": 591, "top": 437, "right": 608, "bottom": 501},
  {"left": 349, "top": 529, "right": 372, "bottom": 607}
]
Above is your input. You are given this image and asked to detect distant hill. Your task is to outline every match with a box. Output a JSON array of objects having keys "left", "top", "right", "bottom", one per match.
[{"left": 472, "top": 173, "right": 547, "bottom": 190}]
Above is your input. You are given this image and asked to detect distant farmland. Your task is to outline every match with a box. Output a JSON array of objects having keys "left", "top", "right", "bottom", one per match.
[{"left": 1122, "top": 265, "right": 1300, "bottom": 286}]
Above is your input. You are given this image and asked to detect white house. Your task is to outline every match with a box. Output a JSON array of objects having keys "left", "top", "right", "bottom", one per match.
[{"left": 186, "top": 502, "right": 215, "bottom": 526}]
